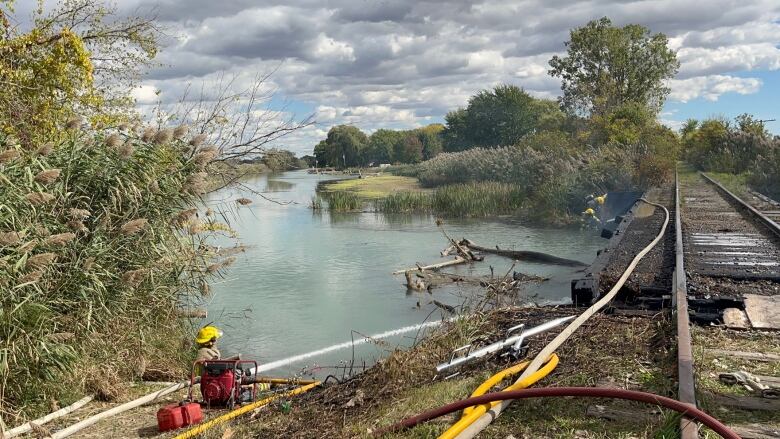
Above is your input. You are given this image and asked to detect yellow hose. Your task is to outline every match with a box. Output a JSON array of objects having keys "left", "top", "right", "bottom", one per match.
[
  {"left": 462, "top": 360, "right": 530, "bottom": 416},
  {"left": 438, "top": 354, "right": 558, "bottom": 439},
  {"left": 172, "top": 381, "right": 320, "bottom": 439}
]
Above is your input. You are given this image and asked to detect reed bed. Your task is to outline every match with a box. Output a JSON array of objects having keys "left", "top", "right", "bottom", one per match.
[
  {"left": 318, "top": 191, "right": 362, "bottom": 211},
  {"left": 376, "top": 182, "right": 525, "bottom": 217},
  {"left": 0, "top": 126, "right": 224, "bottom": 421}
]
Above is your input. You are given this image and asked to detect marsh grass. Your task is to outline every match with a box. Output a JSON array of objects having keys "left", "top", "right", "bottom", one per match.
[
  {"left": 376, "top": 182, "right": 525, "bottom": 217},
  {"left": 319, "top": 191, "right": 362, "bottom": 211},
  {"left": 0, "top": 128, "right": 224, "bottom": 422}
]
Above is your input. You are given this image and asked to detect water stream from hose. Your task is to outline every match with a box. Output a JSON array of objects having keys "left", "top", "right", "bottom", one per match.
[{"left": 254, "top": 317, "right": 459, "bottom": 373}]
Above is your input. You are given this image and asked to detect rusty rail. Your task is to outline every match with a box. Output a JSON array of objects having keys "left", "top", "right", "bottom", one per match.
[{"left": 675, "top": 171, "right": 698, "bottom": 439}]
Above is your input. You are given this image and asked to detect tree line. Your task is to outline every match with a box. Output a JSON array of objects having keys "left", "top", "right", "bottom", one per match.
[{"left": 314, "top": 17, "right": 683, "bottom": 170}]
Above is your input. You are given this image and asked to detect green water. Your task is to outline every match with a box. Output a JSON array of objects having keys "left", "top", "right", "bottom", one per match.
[{"left": 202, "top": 171, "right": 604, "bottom": 377}]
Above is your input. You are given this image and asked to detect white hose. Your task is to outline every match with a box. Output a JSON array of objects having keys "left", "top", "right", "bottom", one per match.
[
  {"left": 455, "top": 199, "right": 670, "bottom": 439},
  {"left": 5, "top": 396, "right": 94, "bottom": 438},
  {"left": 49, "top": 382, "right": 188, "bottom": 439}
]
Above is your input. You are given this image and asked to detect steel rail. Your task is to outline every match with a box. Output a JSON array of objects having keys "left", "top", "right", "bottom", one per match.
[
  {"left": 701, "top": 172, "right": 780, "bottom": 238},
  {"left": 675, "top": 171, "right": 698, "bottom": 439}
]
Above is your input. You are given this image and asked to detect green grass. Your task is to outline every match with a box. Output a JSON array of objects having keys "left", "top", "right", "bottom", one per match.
[
  {"left": 320, "top": 175, "right": 425, "bottom": 199},
  {"left": 318, "top": 191, "right": 362, "bottom": 211},
  {"left": 703, "top": 171, "right": 750, "bottom": 199},
  {"left": 375, "top": 182, "right": 526, "bottom": 217}
]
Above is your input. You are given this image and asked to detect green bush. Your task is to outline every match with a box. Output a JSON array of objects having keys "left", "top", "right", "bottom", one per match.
[
  {"left": 0, "top": 127, "right": 217, "bottom": 419},
  {"left": 748, "top": 142, "right": 780, "bottom": 199}
]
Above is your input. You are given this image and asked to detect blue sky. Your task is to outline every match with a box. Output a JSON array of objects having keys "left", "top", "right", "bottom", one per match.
[{"left": 665, "top": 70, "right": 780, "bottom": 133}]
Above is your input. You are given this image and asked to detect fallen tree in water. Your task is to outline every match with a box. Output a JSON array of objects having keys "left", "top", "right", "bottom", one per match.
[{"left": 459, "top": 239, "right": 586, "bottom": 267}]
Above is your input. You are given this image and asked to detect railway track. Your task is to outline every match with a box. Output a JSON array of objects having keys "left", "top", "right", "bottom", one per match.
[{"left": 676, "top": 170, "right": 780, "bottom": 438}]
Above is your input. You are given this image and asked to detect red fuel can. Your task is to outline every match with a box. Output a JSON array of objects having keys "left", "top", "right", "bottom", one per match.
[{"left": 157, "top": 402, "right": 203, "bottom": 432}]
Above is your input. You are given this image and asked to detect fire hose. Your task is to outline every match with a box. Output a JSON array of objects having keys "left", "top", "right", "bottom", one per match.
[
  {"left": 438, "top": 354, "right": 559, "bottom": 439},
  {"left": 373, "top": 387, "right": 740, "bottom": 439},
  {"left": 172, "top": 381, "right": 320, "bottom": 439},
  {"left": 453, "top": 199, "right": 671, "bottom": 438}
]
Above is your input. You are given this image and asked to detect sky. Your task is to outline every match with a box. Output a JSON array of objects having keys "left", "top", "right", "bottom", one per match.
[{"left": 16, "top": 0, "right": 780, "bottom": 155}]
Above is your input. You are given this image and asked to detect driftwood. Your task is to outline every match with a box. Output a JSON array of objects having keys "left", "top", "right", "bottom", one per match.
[
  {"left": 459, "top": 239, "right": 586, "bottom": 267},
  {"left": 432, "top": 300, "right": 456, "bottom": 314},
  {"left": 404, "top": 270, "right": 488, "bottom": 291},
  {"left": 393, "top": 257, "right": 466, "bottom": 275},
  {"left": 176, "top": 309, "right": 208, "bottom": 318}
]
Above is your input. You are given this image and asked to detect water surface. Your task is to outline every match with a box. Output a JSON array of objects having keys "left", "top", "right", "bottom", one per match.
[{"left": 202, "top": 171, "right": 604, "bottom": 377}]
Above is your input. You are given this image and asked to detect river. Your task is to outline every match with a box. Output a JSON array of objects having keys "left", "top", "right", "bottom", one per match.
[{"left": 201, "top": 170, "right": 604, "bottom": 378}]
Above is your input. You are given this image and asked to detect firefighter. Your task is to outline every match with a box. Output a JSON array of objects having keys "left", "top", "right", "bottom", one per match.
[
  {"left": 195, "top": 325, "right": 223, "bottom": 362},
  {"left": 582, "top": 207, "right": 601, "bottom": 229}
]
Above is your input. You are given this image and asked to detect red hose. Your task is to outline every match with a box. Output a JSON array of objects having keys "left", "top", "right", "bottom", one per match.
[{"left": 373, "top": 387, "right": 740, "bottom": 439}]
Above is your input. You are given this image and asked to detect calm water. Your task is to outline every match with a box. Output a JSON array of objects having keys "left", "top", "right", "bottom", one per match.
[{"left": 201, "top": 171, "right": 604, "bottom": 377}]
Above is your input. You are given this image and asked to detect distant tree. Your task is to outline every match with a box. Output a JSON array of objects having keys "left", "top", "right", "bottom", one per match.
[
  {"left": 395, "top": 135, "right": 424, "bottom": 163},
  {"left": 322, "top": 125, "right": 368, "bottom": 168},
  {"left": 300, "top": 155, "right": 317, "bottom": 167},
  {"left": 367, "top": 129, "right": 404, "bottom": 164},
  {"left": 735, "top": 113, "right": 769, "bottom": 138},
  {"left": 442, "top": 85, "right": 564, "bottom": 151},
  {"left": 549, "top": 17, "right": 679, "bottom": 116},
  {"left": 262, "top": 149, "right": 298, "bottom": 171},
  {"left": 680, "top": 119, "right": 699, "bottom": 140},
  {"left": 442, "top": 108, "right": 471, "bottom": 152},
  {"left": 313, "top": 140, "right": 329, "bottom": 167},
  {"left": 417, "top": 124, "right": 445, "bottom": 159}
]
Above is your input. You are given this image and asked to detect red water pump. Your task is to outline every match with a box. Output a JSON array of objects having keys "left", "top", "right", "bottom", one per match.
[{"left": 190, "top": 359, "right": 258, "bottom": 409}]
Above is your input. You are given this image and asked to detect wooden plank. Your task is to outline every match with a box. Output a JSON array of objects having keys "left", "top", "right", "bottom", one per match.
[
  {"left": 756, "top": 374, "right": 780, "bottom": 388},
  {"left": 704, "top": 349, "right": 780, "bottom": 362},
  {"left": 744, "top": 294, "right": 780, "bottom": 330},
  {"left": 722, "top": 308, "right": 751, "bottom": 329},
  {"left": 731, "top": 424, "right": 780, "bottom": 439},
  {"left": 709, "top": 393, "right": 780, "bottom": 411}
]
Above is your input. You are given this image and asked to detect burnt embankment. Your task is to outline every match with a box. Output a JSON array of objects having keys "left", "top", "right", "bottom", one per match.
[
  {"left": 572, "top": 185, "right": 677, "bottom": 311},
  {"left": 243, "top": 307, "right": 676, "bottom": 438}
]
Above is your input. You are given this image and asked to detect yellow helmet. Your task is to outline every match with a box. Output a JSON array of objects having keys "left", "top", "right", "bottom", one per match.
[
  {"left": 595, "top": 195, "right": 606, "bottom": 205},
  {"left": 196, "top": 325, "right": 223, "bottom": 344},
  {"left": 584, "top": 208, "right": 595, "bottom": 216}
]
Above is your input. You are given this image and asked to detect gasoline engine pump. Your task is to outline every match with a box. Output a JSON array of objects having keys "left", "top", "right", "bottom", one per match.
[{"left": 157, "top": 359, "right": 260, "bottom": 432}]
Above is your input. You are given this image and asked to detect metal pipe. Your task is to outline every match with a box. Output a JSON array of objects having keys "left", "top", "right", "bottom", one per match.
[{"left": 435, "top": 316, "right": 574, "bottom": 373}]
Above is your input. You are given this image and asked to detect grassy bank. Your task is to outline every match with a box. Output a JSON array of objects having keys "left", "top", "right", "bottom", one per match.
[
  {"left": 319, "top": 175, "right": 425, "bottom": 199},
  {"left": 316, "top": 177, "right": 527, "bottom": 217}
]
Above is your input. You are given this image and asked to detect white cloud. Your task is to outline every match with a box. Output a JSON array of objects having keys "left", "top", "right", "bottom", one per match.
[
  {"left": 113, "top": 0, "right": 780, "bottom": 152},
  {"left": 669, "top": 75, "right": 763, "bottom": 102},
  {"left": 132, "top": 85, "right": 159, "bottom": 105}
]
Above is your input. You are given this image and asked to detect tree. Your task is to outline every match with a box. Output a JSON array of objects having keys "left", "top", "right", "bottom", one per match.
[
  {"left": 442, "top": 108, "right": 471, "bottom": 152},
  {"left": 549, "top": 17, "right": 679, "bottom": 116},
  {"left": 735, "top": 113, "right": 769, "bottom": 138},
  {"left": 367, "top": 129, "right": 404, "bottom": 164},
  {"left": 318, "top": 125, "right": 368, "bottom": 168},
  {"left": 395, "top": 134, "right": 423, "bottom": 163},
  {"left": 442, "top": 85, "right": 564, "bottom": 151},
  {"left": 417, "top": 124, "right": 445, "bottom": 159},
  {"left": 0, "top": 0, "right": 160, "bottom": 145}
]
